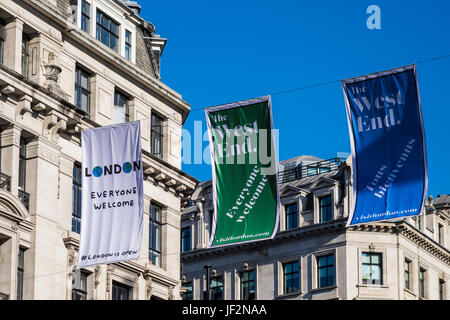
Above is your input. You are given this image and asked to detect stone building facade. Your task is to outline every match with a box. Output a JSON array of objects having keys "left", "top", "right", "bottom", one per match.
[
  {"left": 0, "top": 0, "right": 197, "bottom": 300},
  {"left": 181, "top": 156, "right": 449, "bottom": 300}
]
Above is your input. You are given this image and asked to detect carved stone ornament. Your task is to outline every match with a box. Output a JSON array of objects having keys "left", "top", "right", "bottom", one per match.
[{"left": 41, "top": 52, "right": 69, "bottom": 101}]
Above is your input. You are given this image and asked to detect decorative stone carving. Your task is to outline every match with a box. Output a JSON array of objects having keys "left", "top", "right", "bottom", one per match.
[
  {"left": 42, "top": 52, "right": 69, "bottom": 101},
  {"left": 94, "top": 266, "right": 102, "bottom": 289},
  {"left": 143, "top": 270, "right": 154, "bottom": 300},
  {"left": 168, "top": 285, "right": 174, "bottom": 300}
]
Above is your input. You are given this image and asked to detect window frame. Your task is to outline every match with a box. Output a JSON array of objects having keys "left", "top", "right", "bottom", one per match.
[
  {"left": 439, "top": 278, "right": 445, "bottom": 300},
  {"left": 125, "top": 29, "right": 132, "bottom": 61},
  {"left": 240, "top": 269, "right": 256, "bottom": 300},
  {"left": 284, "top": 202, "right": 298, "bottom": 231},
  {"left": 149, "top": 203, "right": 162, "bottom": 267},
  {"left": 113, "top": 89, "right": 130, "bottom": 124},
  {"left": 96, "top": 10, "right": 119, "bottom": 52},
  {"left": 16, "top": 247, "right": 25, "bottom": 300},
  {"left": 282, "top": 260, "right": 300, "bottom": 294},
  {"left": 72, "top": 163, "right": 82, "bottom": 234},
  {"left": 210, "top": 275, "right": 224, "bottom": 300},
  {"left": 151, "top": 113, "right": 164, "bottom": 159},
  {"left": 404, "top": 258, "right": 412, "bottom": 291},
  {"left": 18, "top": 137, "right": 27, "bottom": 192},
  {"left": 361, "top": 252, "right": 383, "bottom": 285},
  {"left": 419, "top": 267, "right": 427, "bottom": 299},
  {"left": 21, "top": 33, "right": 30, "bottom": 78},
  {"left": 181, "top": 226, "right": 191, "bottom": 253},
  {"left": 316, "top": 253, "right": 335, "bottom": 289},
  {"left": 72, "top": 270, "right": 88, "bottom": 300},
  {"left": 111, "top": 281, "right": 131, "bottom": 300},
  {"left": 75, "top": 66, "right": 91, "bottom": 113},
  {"left": 81, "top": 0, "right": 91, "bottom": 33},
  {"left": 319, "top": 194, "right": 332, "bottom": 223}
]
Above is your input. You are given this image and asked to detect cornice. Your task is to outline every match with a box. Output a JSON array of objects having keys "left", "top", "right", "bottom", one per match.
[
  {"left": 181, "top": 219, "right": 348, "bottom": 262},
  {"left": 397, "top": 222, "right": 450, "bottom": 265}
]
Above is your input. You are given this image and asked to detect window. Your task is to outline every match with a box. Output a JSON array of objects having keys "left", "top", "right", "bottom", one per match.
[
  {"left": 208, "top": 210, "right": 213, "bottom": 235},
  {"left": 151, "top": 114, "right": 163, "bottom": 159},
  {"left": 21, "top": 34, "right": 29, "bottom": 78},
  {"left": 210, "top": 275, "right": 224, "bottom": 300},
  {"left": 125, "top": 30, "right": 132, "bottom": 61},
  {"left": 283, "top": 261, "right": 300, "bottom": 294},
  {"left": 75, "top": 67, "right": 90, "bottom": 112},
  {"left": 285, "top": 203, "right": 298, "bottom": 230},
  {"left": 113, "top": 90, "right": 129, "bottom": 124},
  {"left": 112, "top": 281, "right": 130, "bottom": 300},
  {"left": 181, "top": 226, "right": 191, "bottom": 253},
  {"left": 149, "top": 203, "right": 162, "bottom": 267},
  {"left": 319, "top": 195, "right": 332, "bottom": 222},
  {"left": 18, "top": 137, "right": 27, "bottom": 192},
  {"left": 439, "top": 279, "right": 445, "bottom": 300},
  {"left": 96, "top": 10, "right": 119, "bottom": 52},
  {"left": 362, "top": 252, "right": 382, "bottom": 285},
  {"left": 240, "top": 270, "right": 256, "bottom": 300},
  {"left": 81, "top": 0, "right": 90, "bottom": 33},
  {"left": 317, "top": 254, "right": 335, "bottom": 288},
  {"left": 72, "top": 164, "right": 82, "bottom": 234},
  {"left": 0, "top": 20, "right": 5, "bottom": 65},
  {"left": 16, "top": 248, "right": 25, "bottom": 300},
  {"left": 182, "top": 282, "right": 192, "bottom": 300},
  {"left": 72, "top": 270, "right": 88, "bottom": 300},
  {"left": 404, "top": 259, "right": 411, "bottom": 290},
  {"left": 419, "top": 268, "right": 426, "bottom": 299},
  {"left": 18, "top": 137, "right": 29, "bottom": 210},
  {"left": 438, "top": 223, "right": 444, "bottom": 245}
]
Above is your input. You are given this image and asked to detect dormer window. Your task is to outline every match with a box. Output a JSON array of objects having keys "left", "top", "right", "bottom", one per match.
[{"left": 96, "top": 10, "right": 119, "bottom": 52}]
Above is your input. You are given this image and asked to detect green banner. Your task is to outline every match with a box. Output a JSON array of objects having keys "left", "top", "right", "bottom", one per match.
[{"left": 205, "top": 96, "right": 280, "bottom": 248}]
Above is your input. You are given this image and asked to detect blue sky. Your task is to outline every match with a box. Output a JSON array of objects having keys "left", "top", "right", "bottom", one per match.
[{"left": 140, "top": 0, "right": 450, "bottom": 198}]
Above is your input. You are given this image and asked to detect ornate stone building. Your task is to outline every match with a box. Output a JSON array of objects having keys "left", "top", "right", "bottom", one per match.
[
  {"left": 0, "top": 0, "right": 197, "bottom": 300},
  {"left": 181, "top": 156, "right": 449, "bottom": 300}
]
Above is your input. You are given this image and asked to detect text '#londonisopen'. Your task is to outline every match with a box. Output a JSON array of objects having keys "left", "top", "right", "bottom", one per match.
[{"left": 77, "top": 121, "right": 144, "bottom": 268}]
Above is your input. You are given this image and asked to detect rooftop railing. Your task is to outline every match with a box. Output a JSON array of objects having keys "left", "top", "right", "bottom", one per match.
[{"left": 278, "top": 157, "right": 345, "bottom": 184}]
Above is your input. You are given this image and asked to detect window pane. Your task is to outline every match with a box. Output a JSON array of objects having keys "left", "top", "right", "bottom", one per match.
[
  {"left": 110, "top": 22, "right": 118, "bottom": 36},
  {"left": 362, "top": 253, "right": 370, "bottom": 264},
  {"left": 80, "top": 73, "right": 88, "bottom": 89},
  {"left": 372, "top": 266, "right": 381, "bottom": 284},
  {"left": 102, "top": 15, "right": 109, "bottom": 28},
  {"left": 371, "top": 254, "right": 380, "bottom": 265},
  {"left": 110, "top": 35, "right": 117, "bottom": 51},
  {"left": 114, "top": 106, "right": 126, "bottom": 124},
  {"left": 101, "top": 29, "right": 109, "bottom": 46}
]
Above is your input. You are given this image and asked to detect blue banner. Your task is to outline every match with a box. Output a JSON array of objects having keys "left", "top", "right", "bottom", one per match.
[{"left": 342, "top": 65, "right": 427, "bottom": 226}]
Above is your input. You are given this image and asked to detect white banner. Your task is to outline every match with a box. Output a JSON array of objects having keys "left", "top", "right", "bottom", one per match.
[{"left": 77, "top": 122, "right": 144, "bottom": 268}]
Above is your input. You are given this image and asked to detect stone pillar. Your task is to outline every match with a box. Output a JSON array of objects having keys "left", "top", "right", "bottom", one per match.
[
  {"left": 4, "top": 18, "right": 24, "bottom": 74},
  {"left": 28, "top": 34, "right": 42, "bottom": 85},
  {"left": 58, "top": 153, "right": 75, "bottom": 230},
  {"left": 0, "top": 123, "right": 22, "bottom": 197},
  {"left": 163, "top": 207, "right": 181, "bottom": 279},
  {"left": 25, "top": 136, "right": 62, "bottom": 299},
  {"left": 141, "top": 196, "right": 151, "bottom": 263}
]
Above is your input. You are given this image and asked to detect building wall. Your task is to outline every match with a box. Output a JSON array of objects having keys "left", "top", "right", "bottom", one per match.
[
  {"left": 0, "top": 0, "right": 197, "bottom": 300},
  {"left": 181, "top": 158, "right": 450, "bottom": 300}
]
